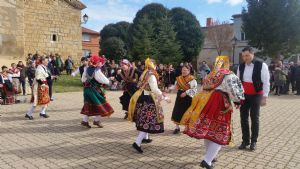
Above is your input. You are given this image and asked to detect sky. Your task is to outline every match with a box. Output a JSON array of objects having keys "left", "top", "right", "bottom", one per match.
[{"left": 80, "top": 0, "right": 247, "bottom": 31}]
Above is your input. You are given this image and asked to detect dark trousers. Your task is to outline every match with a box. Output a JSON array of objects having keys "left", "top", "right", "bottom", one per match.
[
  {"left": 288, "top": 79, "right": 296, "bottom": 92},
  {"left": 240, "top": 94, "right": 262, "bottom": 144},
  {"left": 66, "top": 69, "right": 72, "bottom": 75},
  {"left": 47, "top": 79, "right": 53, "bottom": 99},
  {"left": 296, "top": 80, "right": 300, "bottom": 94},
  {"left": 275, "top": 86, "right": 283, "bottom": 95},
  {"left": 20, "top": 79, "right": 26, "bottom": 95}
]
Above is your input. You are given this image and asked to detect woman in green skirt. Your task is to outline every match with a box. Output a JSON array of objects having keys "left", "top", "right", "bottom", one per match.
[{"left": 80, "top": 55, "right": 114, "bottom": 128}]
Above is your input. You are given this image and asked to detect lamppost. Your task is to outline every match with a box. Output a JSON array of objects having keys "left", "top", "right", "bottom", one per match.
[
  {"left": 231, "top": 36, "right": 238, "bottom": 65},
  {"left": 81, "top": 13, "right": 89, "bottom": 25}
]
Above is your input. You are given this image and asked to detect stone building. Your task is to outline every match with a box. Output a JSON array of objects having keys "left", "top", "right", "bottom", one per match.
[
  {"left": 0, "top": 0, "right": 86, "bottom": 61},
  {"left": 198, "top": 18, "right": 234, "bottom": 68}
]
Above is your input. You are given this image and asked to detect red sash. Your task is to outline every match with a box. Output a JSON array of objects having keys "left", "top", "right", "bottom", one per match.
[{"left": 242, "top": 82, "right": 263, "bottom": 95}]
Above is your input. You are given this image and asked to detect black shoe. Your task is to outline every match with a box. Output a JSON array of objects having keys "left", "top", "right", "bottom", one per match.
[
  {"left": 212, "top": 158, "right": 217, "bottom": 163},
  {"left": 250, "top": 142, "right": 257, "bottom": 151},
  {"left": 40, "top": 114, "right": 49, "bottom": 118},
  {"left": 132, "top": 142, "right": 143, "bottom": 153},
  {"left": 238, "top": 142, "right": 250, "bottom": 150},
  {"left": 173, "top": 128, "right": 180, "bottom": 134},
  {"left": 124, "top": 112, "right": 128, "bottom": 120},
  {"left": 142, "top": 139, "right": 153, "bottom": 144},
  {"left": 25, "top": 114, "right": 34, "bottom": 120},
  {"left": 200, "top": 160, "right": 213, "bottom": 169},
  {"left": 81, "top": 121, "right": 91, "bottom": 128}
]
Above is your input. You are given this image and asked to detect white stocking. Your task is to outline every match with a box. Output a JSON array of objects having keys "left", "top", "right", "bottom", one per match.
[
  {"left": 94, "top": 115, "right": 101, "bottom": 122},
  {"left": 82, "top": 115, "right": 89, "bottom": 122},
  {"left": 204, "top": 139, "right": 210, "bottom": 153},
  {"left": 145, "top": 133, "right": 149, "bottom": 140},
  {"left": 40, "top": 106, "right": 47, "bottom": 115},
  {"left": 27, "top": 106, "right": 35, "bottom": 116},
  {"left": 204, "top": 139, "right": 222, "bottom": 166},
  {"left": 135, "top": 131, "right": 147, "bottom": 146}
]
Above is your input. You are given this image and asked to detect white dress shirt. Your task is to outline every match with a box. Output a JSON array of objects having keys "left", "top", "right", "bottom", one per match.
[{"left": 237, "top": 62, "right": 270, "bottom": 97}]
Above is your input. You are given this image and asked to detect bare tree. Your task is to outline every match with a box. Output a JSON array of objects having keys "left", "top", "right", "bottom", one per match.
[{"left": 205, "top": 20, "right": 234, "bottom": 56}]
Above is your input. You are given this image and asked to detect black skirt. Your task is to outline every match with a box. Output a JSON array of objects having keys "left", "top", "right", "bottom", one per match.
[
  {"left": 119, "top": 83, "right": 138, "bottom": 111},
  {"left": 171, "top": 90, "right": 192, "bottom": 124},
  {"left": 134, "top": 91, "right": 164, "bottom": 134}
]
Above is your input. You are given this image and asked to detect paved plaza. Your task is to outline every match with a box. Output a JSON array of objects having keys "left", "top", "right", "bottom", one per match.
[{"left": 0, "top": 91, "right": 299, "bottom": 169}]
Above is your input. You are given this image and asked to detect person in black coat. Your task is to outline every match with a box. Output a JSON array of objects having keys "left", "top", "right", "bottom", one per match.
[
  {"left": 294, "top": 61, "right": 300, "bottom": 95},
  {"left": 47, "top": 57, "right": 56, "bottom": 101},
  {"left": 288, "top": 62, "right": 297, "bottom": 93},
  {"left": 163, "top": 64, "right": 176, "bottom": 91}
]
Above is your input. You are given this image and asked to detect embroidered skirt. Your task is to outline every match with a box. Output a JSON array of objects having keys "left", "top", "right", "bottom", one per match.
[
  {"left": 31, "top": 84, "right": 50, "bottom": 106},
  {"left": 184, "top": 90, "right": 233, "bottom": 145},
  {"left": 171, "top": 90, "right": 192, "bottom": 124},
  {"left": 81, "top": 87, "right": 114, "bottom": 117},
  {"left": 134, "top": 92, "right": 164, "bottom": 134}
]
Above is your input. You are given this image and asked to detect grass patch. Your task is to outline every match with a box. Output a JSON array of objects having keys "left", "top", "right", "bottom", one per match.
[{"left": 53, "top": 74, "right": 83, "bottom": 93}]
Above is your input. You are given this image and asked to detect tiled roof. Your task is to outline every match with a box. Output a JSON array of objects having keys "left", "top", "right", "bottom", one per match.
[
  {"left": 64, "top": 0, "right": 86, "bottom": 10},
  {"left": 82, "top": 27, "right": 100, "bottom": 35}
]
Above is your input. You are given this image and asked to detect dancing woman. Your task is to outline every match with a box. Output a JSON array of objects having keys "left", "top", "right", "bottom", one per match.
[
  {"left": 115, "top": 59, "right": 139, "bottom": 119},
  {"left": 182, "top": 56, "right": 244, "bottom": 169},
  {"left": 80, "top": 55, "right": 114, "bottom": 128},
  {"left": 128, "top": 58, "right": 171, "bottom": 153},
  {"left": 171, "top": 64, "right": 197, "bottom": 134},
  {"left": 25, "top": 57, "right": 51, "bottom": 120}
]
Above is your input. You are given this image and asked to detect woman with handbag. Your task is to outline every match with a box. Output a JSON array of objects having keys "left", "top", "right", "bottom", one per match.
[
  {"left": 80, "top": 55, "right": 114, "bottom": 128},
  {"left": 128, "top": 58, "right": 171, "bottom": 153}
]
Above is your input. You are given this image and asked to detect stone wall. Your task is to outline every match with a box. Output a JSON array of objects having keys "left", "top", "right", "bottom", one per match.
[
  {"left": 23, "top": 0, "right": 83, "bottom": 60},
  {"left": 0, "top": 0, "right": 24, "bottom": 59},
  {"left": 0, "top": 0, "right": 83, "bottom": 61}
]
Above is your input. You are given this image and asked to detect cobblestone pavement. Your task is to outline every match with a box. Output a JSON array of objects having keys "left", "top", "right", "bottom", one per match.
[{"left": 0, "top": 91, "right": 299, "bottom": 169}]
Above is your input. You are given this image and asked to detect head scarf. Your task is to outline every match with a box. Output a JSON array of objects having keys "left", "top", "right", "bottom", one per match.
[
  {"left": 120, "top": 59, "right": 132, "bottom": 67},
  {"left": 139, "top": 57, "right": 159, "bottom": 82},
  {"left": 202, "top": 56, "right": 231, "bottom": 90},
  {"left": 89, "top": 55, "right": 105, "bottom": 66},
  {"left": 145, "top": 58, "right": 156, "bottom": 70},
  {"left": 212, "top": 55, "right": 230, "bottom": 73}
]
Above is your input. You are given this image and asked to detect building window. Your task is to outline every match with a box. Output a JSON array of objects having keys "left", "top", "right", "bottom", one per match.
[
  {"left": 82, "top": 49, "right": 91, "bottom": 57},
  {"left": 82, "top": 34, "right": 91, "bottom": 42},
  {"left": 52, "top": 34, "right": 57, "bottom": 42},
  {"left": 241, "top": 32, "right": 246, "bottom": 41}
]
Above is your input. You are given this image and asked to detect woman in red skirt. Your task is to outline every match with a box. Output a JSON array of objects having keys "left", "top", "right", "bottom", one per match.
[
  {"left": 183, "top": 56, "right": 244, "bottom": 169},
  {"left": 25, "top": 57, "right": 52, "bottom": 120}
]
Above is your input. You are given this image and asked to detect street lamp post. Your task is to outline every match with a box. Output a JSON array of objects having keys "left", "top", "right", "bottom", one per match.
[
  {"left": 231, "top": 36, "right": 238, "bottom": 65},
  {"left": 81, "top": 13, "right": 88, "bottom": 25}
]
